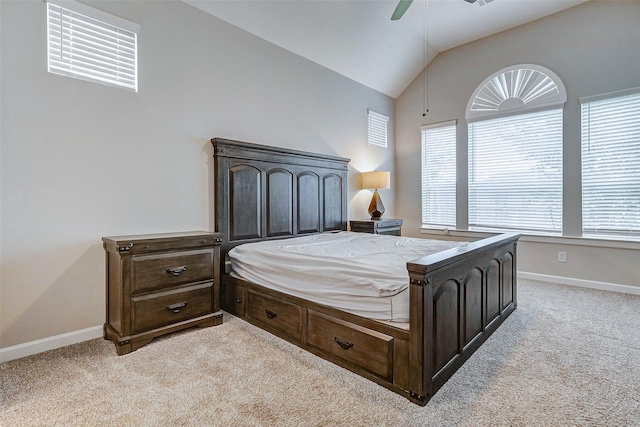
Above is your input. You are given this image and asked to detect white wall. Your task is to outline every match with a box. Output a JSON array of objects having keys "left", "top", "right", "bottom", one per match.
[
  {"left": 396, "top": 1, "right": 640, "bottom": 288},
  {"left": 0, "top": 0, "right": 395, "bottom": 350}
]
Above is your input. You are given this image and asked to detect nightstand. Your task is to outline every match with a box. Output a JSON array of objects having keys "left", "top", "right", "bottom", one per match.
[
  {"left": 349, "top": 219, "right": 403, "bottom": 236},
  {"left": 102, "top": 231, "right": 223, "bottom": 355}
]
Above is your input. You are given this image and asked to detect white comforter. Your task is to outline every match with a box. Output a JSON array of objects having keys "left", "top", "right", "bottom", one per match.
[{"left": 229, "top": 231, "right": 464, "bottom": 321}]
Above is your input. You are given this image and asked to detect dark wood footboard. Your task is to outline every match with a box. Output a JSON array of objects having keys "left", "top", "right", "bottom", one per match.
[{"left": 406, "top": 232, "right": 520, "bottom": 404}]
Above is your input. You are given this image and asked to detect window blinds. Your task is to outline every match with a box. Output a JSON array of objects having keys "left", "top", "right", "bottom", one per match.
[
  {"left": 581, "top": 89, "right": 640, "bottom": 238},
  {"left": 421, "top": 121, "right": 456, "bottom": 228},
  {"left": 47, "top": 1, "right": 139, "bottom": 92},
  {"left": 368, "top": 110, "right": 388, "bottom": 148},
  {"left": 468, "top": 109, "right": 563, "bottom": 233}
]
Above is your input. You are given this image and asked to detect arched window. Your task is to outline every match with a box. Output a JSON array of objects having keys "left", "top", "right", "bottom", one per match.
[
  {"left": 466, "top": 65, "right": 566, "bottom": 234},
  {"left": 467, "top": 64, "right": 567, "bottom": 121}
]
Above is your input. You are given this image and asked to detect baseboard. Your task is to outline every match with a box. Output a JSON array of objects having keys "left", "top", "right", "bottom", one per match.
[
  {"left": 518, "top": 272, "right": 640, "bottom": 295},
  {"left": 0, "top": 325, "right": 103, "bottom": 363},
  {"left": 2, "top": 272, "right": 638, "bottom": 363}
]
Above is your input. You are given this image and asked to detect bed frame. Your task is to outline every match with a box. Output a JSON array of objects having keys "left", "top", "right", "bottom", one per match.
[{"left": 212, "top": 137, "right": 520, "bottom": 405}]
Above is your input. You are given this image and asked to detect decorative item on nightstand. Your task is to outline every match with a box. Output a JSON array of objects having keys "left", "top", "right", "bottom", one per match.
[{"left": 361, "top": 171, "right": 390, "bottom": 220}]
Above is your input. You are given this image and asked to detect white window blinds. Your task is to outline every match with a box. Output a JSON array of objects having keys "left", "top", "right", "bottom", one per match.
[
  {"left": 47, "top": 1, "right": 139, "bottom": 92},
  {"left": 368, "top": 110, "right": 388, "bottom": 148},
  {"left": 581, "top": 89, "right": 640, "bottom": 239},
  {"left": 421, "top": 121, "right": 456, "bottom": 228},
  {"left": 468, "top": 109, "right": 563, "bottom": 233}
]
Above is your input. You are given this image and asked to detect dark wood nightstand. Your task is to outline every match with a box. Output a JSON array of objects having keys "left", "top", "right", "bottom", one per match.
[
  {"left": 349, "top": 219, "right": 403, "bottom": 236},
  {"left": 102, "top": 231, "right": 224, "bottom": 355}
]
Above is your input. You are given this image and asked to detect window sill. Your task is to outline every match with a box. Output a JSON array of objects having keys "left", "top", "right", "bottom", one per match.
[{"left": 419, "top": 227, "right": 640, "bottom": 250}]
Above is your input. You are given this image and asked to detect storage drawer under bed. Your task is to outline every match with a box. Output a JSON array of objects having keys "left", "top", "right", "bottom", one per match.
[
  {"left": 246, "top": 290, "right": 303, "bottom": 340},
  {"left": 306, "top": 310, "right": 394, "bottom": 381}
]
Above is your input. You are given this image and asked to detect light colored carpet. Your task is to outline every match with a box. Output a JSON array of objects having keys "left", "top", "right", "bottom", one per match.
[{"left": 1, "top": 279, "right": 640, "bottom": 426}]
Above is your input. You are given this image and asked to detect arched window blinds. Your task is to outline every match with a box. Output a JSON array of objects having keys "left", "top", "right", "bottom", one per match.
[
  {"left": 466, "top": 65, "right": 566, "bottom": 234},
  {"left": 466, "top": 64, "right": 566, "bottom": 122}
]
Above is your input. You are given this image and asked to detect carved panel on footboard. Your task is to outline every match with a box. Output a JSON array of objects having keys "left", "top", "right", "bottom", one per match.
[{"left": 407, "top": 232, "right": 520, "bottom": 402}]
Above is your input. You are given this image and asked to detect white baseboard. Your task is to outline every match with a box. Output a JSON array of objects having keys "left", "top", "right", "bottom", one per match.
[
  {"left": 518, "top": 272, "right": 640, "bottom": 295},
  {"left": 2, "top": 272, "right": 638, "bottom": 363},
  {"left": 0, "top": 325, "right": 103, "bottom": 363}
]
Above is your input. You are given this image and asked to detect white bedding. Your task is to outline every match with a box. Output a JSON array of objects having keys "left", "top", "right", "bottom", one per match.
[{"left": 229, "top": 231, "right": 465, "bottom": 322}]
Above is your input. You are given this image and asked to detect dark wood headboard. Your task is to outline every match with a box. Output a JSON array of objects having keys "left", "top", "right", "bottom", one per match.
[{"left": 212, "top": 138, "right": 350, "bottom": 257}]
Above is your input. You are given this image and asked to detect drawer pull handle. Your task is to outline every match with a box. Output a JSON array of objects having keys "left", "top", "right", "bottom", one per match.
[
  {"left": 166, "top": 266, "right": 187, "bottom": 276},
  {"left": 265, "top": 309, "right": 278, "bottom": 319},
  {"left": 118, "top": 242, "right": 134, "bottom": 252},
  {"left": 167, "top": 302, "right": 187, "bottom": 313},
  {"left": 236, "top": 298, "right": 243, "bottom": 304},
  {"left": 334, "top": 337, "right": 354, "bottom": 350}
]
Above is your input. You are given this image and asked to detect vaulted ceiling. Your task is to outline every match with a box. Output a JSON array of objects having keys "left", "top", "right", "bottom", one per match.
[{"left": 184, "top": 0, "right": 589, "bottom": 98}]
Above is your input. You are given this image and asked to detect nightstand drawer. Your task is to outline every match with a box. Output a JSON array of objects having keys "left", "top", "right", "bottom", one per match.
[
  {"left": 128, "top": 236, "right": 220, "bottom": 255},
  {"left": 380, "top": 220, "right": 403, "bottom": 228},
  {"left": 103, "top": 232, "right": 222, "bottom": 255},
  {"left": 131, "top": 282, "right": 213, "bottom": 334},
  {"left": 350, "top": 219, "right": 403, "bottom": 236},
  {"left": 246, "top": 290, "right": 302, "bottom": 340},
  {"left": 132, "top": 249, "right": 214, "bottom": 293},
  {"left": 376, "top": 227, "right": 401, "bottom": 236}
]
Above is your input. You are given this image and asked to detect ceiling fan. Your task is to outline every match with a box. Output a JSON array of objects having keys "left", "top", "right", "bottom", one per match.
[{"left": 391, "top": 0, "right": 480, "bottom": 21}]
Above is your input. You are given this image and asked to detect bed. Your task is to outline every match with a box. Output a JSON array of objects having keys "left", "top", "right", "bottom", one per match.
[{"left": 212, "top": 137, "right": 520, "bottom": 405}]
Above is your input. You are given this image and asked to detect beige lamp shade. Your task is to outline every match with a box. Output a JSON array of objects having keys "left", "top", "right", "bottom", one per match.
[{"left": 361, "top": 171, "right": 390, "bottom": 190}]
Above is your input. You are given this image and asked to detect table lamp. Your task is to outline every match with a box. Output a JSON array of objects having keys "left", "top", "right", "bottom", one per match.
[{"left": 361, "top": 171, "right": 390, "bottom": 219}]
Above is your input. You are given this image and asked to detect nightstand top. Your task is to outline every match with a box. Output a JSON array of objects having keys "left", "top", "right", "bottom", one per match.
[{"left": 102, "top": 231, "right": 218, "bottom": 244}]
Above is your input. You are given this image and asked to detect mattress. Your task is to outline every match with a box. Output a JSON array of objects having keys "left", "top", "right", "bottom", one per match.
[{"left": 228, "top": 231, "right": 465, "bottom": 322}]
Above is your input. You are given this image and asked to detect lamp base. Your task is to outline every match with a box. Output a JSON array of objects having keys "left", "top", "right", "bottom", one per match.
[{"left": 368, "top": 189, "right": 385, "bottom": 220}]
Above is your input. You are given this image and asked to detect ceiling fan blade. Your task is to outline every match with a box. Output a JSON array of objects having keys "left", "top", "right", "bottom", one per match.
[{"left": 391, "top": 0, "right": 413, "bottom": 21}]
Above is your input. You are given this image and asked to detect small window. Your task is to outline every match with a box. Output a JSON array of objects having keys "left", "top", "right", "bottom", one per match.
[
  {"left": 421, "top": 120, "right": 457, "bottom": 228},
  {"left": 47, "top": 1, "right": 140, "bottom": 92},
  {"left": 581, "top": 88, "right": 640, "bottom": 239},
  {"left": 368, "top": 110, "right": 389, "bottom": 148}
]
